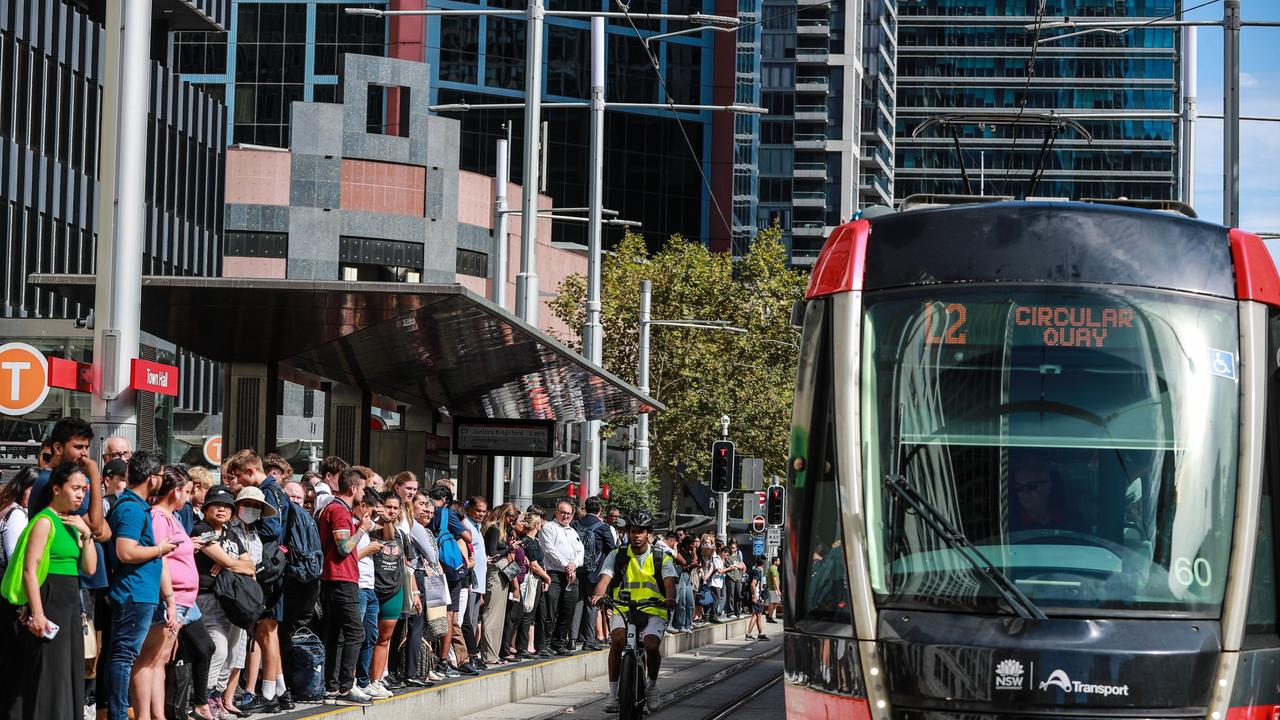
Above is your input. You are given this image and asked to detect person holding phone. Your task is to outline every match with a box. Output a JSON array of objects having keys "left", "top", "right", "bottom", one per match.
[{"left": 9, "top": 462, "right": 98, "bottom": 718}]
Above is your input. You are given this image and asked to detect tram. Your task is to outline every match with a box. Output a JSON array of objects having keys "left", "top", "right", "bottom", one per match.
[{"left": 782, "top": 199, "right": 1280, "bottom": 720}]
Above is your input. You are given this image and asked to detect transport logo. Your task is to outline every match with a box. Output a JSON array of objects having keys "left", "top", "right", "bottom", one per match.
[
  {"left": 994, "top": 659, "right": 1025, "bottom": 690},
  {"left": 1038, "top": 668, "right": 1130, "bottom": 697},
  {"left": 0, "top": 343, "right": 50, "bottom": 416}
]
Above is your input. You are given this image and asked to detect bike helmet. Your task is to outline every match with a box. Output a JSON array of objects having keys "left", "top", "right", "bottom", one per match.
[{"left": 628, "top": 509, "right": 655, "bottom": 530}]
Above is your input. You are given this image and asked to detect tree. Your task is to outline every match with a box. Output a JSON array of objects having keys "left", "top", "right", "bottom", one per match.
[{"left": 549, "top": 226, "right": 807, "bottom": 526}]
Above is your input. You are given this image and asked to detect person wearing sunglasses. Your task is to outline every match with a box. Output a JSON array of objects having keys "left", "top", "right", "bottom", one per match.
[{"left": 102, "top": 436, "right": 132, "bottom": 466}]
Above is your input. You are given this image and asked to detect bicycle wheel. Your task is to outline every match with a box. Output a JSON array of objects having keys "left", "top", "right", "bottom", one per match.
[{"left": 618, "top": 652, "right": 643, "bottom": 720}]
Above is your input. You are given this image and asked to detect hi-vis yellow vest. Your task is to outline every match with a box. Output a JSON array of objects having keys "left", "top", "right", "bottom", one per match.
[{"left": 611, "top": 547, "right": 667, "bottom": 620}]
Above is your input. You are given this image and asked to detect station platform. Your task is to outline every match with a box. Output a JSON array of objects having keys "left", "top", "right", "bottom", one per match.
[{"left": 266, "top": 618, "right": 751, "bottom": 719}]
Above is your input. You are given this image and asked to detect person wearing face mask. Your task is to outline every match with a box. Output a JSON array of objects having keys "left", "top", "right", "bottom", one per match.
[
  {"left": 191, "top": 486, "right": 256, "bottom": 718},
  {"left": 227, "top": 485, "right": 281, "bottom": 713},
  {"left": 103, "top": 451, "right": 179, "bottom": 720}
]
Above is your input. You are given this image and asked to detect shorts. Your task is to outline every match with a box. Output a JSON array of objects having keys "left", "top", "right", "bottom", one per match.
[
  {"left": 766, "top": 590, "right": 781, "bottom": 604},
  {"left": 259, "top": 586, "right": 284, "bottom": 621},
  {"left": 378, "top": 589, "right": 404, "bottom": 621},
  {"left": 448, "top": 584, "right": 463, "bottom": 613},
  {"left": 608, "top": 612, "right": 667, "bottom": 640},
  {"left": 176, "top": 603, "right": 203, "bottom": 626},
  {"left": 751, "top": 601, "right": 765, "bottom": 615}
]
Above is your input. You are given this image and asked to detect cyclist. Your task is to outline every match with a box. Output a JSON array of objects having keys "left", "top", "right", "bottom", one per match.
[{"left": 590, "top": 509, "right": 678, "bottom": 713}]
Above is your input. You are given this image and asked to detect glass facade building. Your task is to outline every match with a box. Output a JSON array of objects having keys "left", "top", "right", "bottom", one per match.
[
  {"left": 896, "top": 0, "right": 1181, "bottom": 200},
  {"left": 175, "top": 0, "right": 731, "bottom": 249},
  {"left": 758, "top": 0, "right": 895, "bottom": 267}
]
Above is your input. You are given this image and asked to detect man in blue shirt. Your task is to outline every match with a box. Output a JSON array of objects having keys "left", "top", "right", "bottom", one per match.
[
  {"left": 106, "top": 450, "right": 178, "bottom": 720},
  {"left": 29, "top": 416, "right": 108, "bottom": 541}
]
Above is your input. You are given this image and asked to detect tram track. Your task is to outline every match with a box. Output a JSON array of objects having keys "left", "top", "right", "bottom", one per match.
[{"left": 696, "top": 674, "right": 783, "bottom": 720}]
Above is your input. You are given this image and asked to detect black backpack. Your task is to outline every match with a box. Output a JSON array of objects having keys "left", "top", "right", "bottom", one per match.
[
  {"left": 266, "top": 483, "right": 323, "bottom": 583},
  {"left": 576, "top": 520, "right": 603, "bottom": 579},
  {"left": 213, "top": 566, "right": 265, "bottom": 629}
]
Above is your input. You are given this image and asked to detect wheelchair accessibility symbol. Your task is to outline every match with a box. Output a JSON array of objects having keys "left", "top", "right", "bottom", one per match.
[{"left": 1209, "top": 348, "right": 1236, "bottom": 380}]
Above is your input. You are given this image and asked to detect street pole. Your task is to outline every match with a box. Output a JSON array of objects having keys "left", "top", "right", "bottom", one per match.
[
  {"left": 92, "top": 0, "right": 153, "bottom": 452},
  {"left": 1223, "top": 0, "right": 1241, "bottom": 227},
  {"left": 717, "top": 415, "right": 730, "bottom": 543},
  {"left": 579, "top": 17, "right": 606, "bottom": 502},
  {"left": 1181, "top": 27, "right": 1197, "bottom": 205},
  {"left": 492, "top": 136, "right": 510, "bottom": 506},
  {"left": 512, "top": 0, "right": 546, "bottom": 511},
  {"left": 636, "top": 279, "right": 652, "bottom": 478}
]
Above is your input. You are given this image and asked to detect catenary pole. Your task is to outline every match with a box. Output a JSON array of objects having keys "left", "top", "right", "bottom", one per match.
[
  {"left": 636, "top": 280, "right": 652, "bottom": 479},
  {"left": 1223, "top": 0, "right": 1240, "bottom": 226},
  {"left": 92, "top": 0, "right": 153, "bottom": 453},
  {"left": 512, "top": 0, "right": 546, "bottom": 510},
  {"left": 1181, "top": 27, "right": 1198, "bottom": 205},
  {"left": 579, "top": 17, "right": 606, "bottom": 502}
]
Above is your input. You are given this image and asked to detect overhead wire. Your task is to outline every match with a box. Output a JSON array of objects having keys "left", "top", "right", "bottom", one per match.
[{"left": 997, "top": 0, "right": 1047, "bottom": 198}]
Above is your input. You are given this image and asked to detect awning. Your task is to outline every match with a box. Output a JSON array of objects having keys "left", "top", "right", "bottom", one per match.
[{"left": 31, "top": 275, "right": 663, "bottom": 422}]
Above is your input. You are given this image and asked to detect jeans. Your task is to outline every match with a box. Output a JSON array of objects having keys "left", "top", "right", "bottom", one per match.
[
  {"left": 674, "top": 573, "right": 694, "bottom": 629},
  {"left": 713, "top": 585, "right": 726, "bottom": 618},
  {"left": 321, "top": 581, "right": 364, "bottom": 694},
  {"left": 107, "top": 599, "right": 158, "bottom": 720},
  {"left": 357, "top": 588, "right": 380, "bottom": 685}
]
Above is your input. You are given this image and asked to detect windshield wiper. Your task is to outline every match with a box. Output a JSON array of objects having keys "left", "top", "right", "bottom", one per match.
[{"left": 883, "top": 473, "right": 1048, "bottom": 620}]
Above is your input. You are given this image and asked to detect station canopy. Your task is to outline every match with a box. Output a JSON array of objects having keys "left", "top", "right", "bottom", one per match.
[{"left": 32, "top": 275, "right": 662, "bottom": 422}]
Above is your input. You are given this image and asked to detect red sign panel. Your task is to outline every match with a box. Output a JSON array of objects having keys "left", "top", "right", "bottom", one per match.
[
  {"left": 131, "top": 359, "right": 179, "bottom": 397},
  {"left": 48, "top": 357, "right": 93, "bottom": 393}
]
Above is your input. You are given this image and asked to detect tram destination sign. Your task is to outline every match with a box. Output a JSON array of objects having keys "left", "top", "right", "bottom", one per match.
[{"left": 453, "top": 418, "right": 556, "bottom": 457}]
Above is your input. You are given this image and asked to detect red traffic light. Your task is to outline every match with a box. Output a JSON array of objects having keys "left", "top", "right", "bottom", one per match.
[
  {"left": 766, "top": 485, "right": 785, "bottom": 526},
  {"left": 751, "top": 515, "right": 767, "bottom": 534}
]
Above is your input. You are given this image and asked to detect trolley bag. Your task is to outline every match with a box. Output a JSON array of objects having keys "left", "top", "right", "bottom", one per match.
[
  {"left": 163, "top": 645, "right": 192, "bottom": 719},
  {"left": 285, "top": 627, "right": 327, "bottom": 702}
]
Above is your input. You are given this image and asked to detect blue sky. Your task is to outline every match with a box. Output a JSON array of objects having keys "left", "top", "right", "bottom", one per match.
[{"left": 1184, "top": 2, "right": 1280, "bottom": 235}]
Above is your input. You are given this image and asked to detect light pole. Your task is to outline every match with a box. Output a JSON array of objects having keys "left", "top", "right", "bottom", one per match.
[
  {"left": 717, "top": 414, "right": 730, "bottom": 543},
  {"left": 92, "top": 0, "right": 154, "bottom": 452},
  {"left": 633, "top": 279, "right": 747, "bottom": 533},
  {"left": 579, "top": 17, "right": 608, "bottom": 502}
]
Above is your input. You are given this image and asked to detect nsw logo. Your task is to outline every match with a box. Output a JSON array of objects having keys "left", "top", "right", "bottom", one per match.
[{"left": 994, "top": 659, "right": 1025, "bottom": 690}]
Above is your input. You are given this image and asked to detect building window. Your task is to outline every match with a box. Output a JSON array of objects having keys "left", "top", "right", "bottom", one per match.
[
  {"left": 485, "top": 18, "right": 526, "bottom": 90},
  {"left": 440, "top": 17, "right": 480, "bottom": 85},
  {"left": 456, "top": 249, "right": 489, "bottom": 278}
]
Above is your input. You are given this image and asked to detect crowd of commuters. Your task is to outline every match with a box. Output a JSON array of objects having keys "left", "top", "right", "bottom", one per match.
[{"left": 0, "top": 417, "right": 781, "bottom": 719}]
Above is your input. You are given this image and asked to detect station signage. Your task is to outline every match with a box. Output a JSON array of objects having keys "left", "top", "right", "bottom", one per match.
[
  {"left": 203, "top": 436, "right": 223, "bottom": 466},
  {"left": 48, "top": 357, "right": 93, "bottom": 393},
  {"left": 453, "top": 418, "right": 555, "bottom": 457},
  {"left": 131, "top": 359, "right": 179, "bottom": 397},
  {"left": 0, "top": 343, "right": 50, "bottom": 416}
]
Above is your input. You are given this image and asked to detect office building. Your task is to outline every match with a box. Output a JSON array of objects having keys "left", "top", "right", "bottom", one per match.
[
  {"left": 896, "top": 0, "right": 1180, "bottom": 201},
  {"left": 175, "top": 0, "right": 740, "bottom": 251},
  {"left": 0, "top": 0, "right": 228, "bottom": 458}
]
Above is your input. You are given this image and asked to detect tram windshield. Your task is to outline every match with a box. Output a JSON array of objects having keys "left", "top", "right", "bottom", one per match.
[{"left": 861, "top": 286, "right": 1240, "bottom": 615}]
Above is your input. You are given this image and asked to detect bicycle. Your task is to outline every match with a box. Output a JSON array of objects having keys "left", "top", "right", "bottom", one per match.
[{"left": 598, "top": 593, "right": 668, "bottom": 719}]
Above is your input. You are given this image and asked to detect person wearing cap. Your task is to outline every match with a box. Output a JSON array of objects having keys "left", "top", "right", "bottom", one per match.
[
  {"left": 590, "top": 509, "right": 678, "bottom": 714},
  {"left": 192, "top": 486, "right": 256, "bottom": 718},
  {"left": 102, "top": 458, "right": 129, "bottom": 509}
]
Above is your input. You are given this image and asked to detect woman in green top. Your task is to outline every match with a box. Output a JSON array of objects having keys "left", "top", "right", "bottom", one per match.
[{"left": 12, "top": 462, "right": 98, "bottom": 719}]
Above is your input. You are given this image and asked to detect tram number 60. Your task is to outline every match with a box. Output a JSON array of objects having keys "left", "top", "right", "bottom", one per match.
[
  {"left": 923, "top": 302, "right": 968, "bottom": 345},
  {"left": 1173, "top": 557, "right": 1212, "bottom": 588}
]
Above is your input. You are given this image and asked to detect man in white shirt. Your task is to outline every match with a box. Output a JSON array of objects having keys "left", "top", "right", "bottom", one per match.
[
  {"left": 538, "top": 499, "right": 585, "bottom": 655},
  {"left": 460, "top": 496, "right": 489, "bottom": 668}
]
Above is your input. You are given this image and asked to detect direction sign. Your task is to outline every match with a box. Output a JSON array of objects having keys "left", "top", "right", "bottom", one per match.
[{"left": 766, "top": 526, "right": 781, "bottom": 545}]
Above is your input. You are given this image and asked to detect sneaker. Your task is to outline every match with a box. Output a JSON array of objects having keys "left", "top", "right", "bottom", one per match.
[
  {"left": 458, "top": 662, "right": 480, "bottom": 676},
  {"left": 323, "top": 690, "right": 340, "bottom": 705},
  {"left": 647, "top": 681, "right": 660, "bottom": 711},
  {"left": 604, "top": 697, "right": 621, "bottom": 713},
  {"left": 348, "top": 685, "right": 374, "bottom": 703},
  {"left": 758, "top": 634, "right": 770, "bottom": 641},
  {"left": 766, "top": 618, "right": 778, "bottom": 624},
  {"left": 428, "top": 670, "right": 446, "bottom": 681},
  {"left": 472, "top": 658, "right": 490, "bottom": 670},
  {"left": 443, "top": 664, "right": 462, "bottom": 678},
  {"left": 237, "top": 693, "right": 274, "bottom": 714},
  {"left": 276, "top": 692, "right": 296, "bottom": 711},
  {"left": 333, "top": 690, "right": 373, "bottom": 707},
  {"left": 365, "top": 681, "right": 393, "bottom": 699},
  {"left": 745, "top": 634, "right": 755, "bottom": 640}
]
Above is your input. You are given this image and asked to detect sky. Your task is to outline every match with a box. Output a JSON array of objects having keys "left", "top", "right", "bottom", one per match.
[{"left": 1183, "top": 1, "right": 1280, "bottom": 239}]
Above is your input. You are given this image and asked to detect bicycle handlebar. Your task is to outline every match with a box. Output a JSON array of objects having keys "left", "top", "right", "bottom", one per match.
[{"left": 597, "top": 596, "right": 667, "bottom": 612}]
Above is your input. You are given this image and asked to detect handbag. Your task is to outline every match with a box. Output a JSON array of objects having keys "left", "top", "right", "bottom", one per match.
[
  {"left": 82, "top": 612, "right": 97, "bottom": 660},
  {"left": 495, "top": 557, "right": 519, "bottom": 583},
  {"left": 423, "top": 571, "right": 451, "bottom": 609},
  {"left": 0, "top": 509, "right": 54, "bottom": 606},
  {"left": 424, "top": 605, "right": 449, "bottom": 640},
  {"left": 520, "top": 573, "right": 539, "bottom": 613},
  {"left": 163, "top": 638, "right": 192, "bottom": 720}
]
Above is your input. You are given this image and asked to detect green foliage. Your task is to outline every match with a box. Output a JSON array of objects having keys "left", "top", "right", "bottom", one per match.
[
  {"left": 549, "top": 226, "right": 807, "bottom": 510},
  {"left": 601, "top": 467, "right": 657, "bottom": 514}
]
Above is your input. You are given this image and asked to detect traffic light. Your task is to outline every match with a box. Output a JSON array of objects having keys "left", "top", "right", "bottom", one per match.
[
  {"left": 766, "top": 484, "right": 785, "bottom": 526},
  {"left": 711, "top": 440, "right": 735, "bottom": 493}
]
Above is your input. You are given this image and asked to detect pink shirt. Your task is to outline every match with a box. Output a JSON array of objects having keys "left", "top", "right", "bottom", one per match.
[{"left": 151, "top": 507, "right": 199, "bottom": 608}]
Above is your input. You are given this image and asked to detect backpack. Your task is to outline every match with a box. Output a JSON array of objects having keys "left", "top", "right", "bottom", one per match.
[
  {"left": 212, "top": 566, "right": 265, "bottom": 629},
  {"left": 578, "top": 520, "right": 603, "bottom": 580},
  {"left": 436, "top": 508, "right": 467, "bottom": 583},
  {"left": 267, "top": 483, "right": 322, "bottom": 583},
  {"left": 285, "top": 627, "right": 327, "bottom": 701}
]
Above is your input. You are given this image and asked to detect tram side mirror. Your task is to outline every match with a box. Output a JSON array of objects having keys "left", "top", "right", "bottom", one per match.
[{"left": 790, "top": 300, "right": 806, "bottom": 329}]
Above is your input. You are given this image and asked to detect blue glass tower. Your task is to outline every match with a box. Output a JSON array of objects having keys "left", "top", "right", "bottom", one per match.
[{"left": 896, "top": 0, "right": 1181, "bottom": 200}]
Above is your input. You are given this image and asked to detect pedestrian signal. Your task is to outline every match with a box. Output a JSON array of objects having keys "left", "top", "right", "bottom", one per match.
[{"left": 710, "top": 440, "right": 735, "bottom": 493}]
